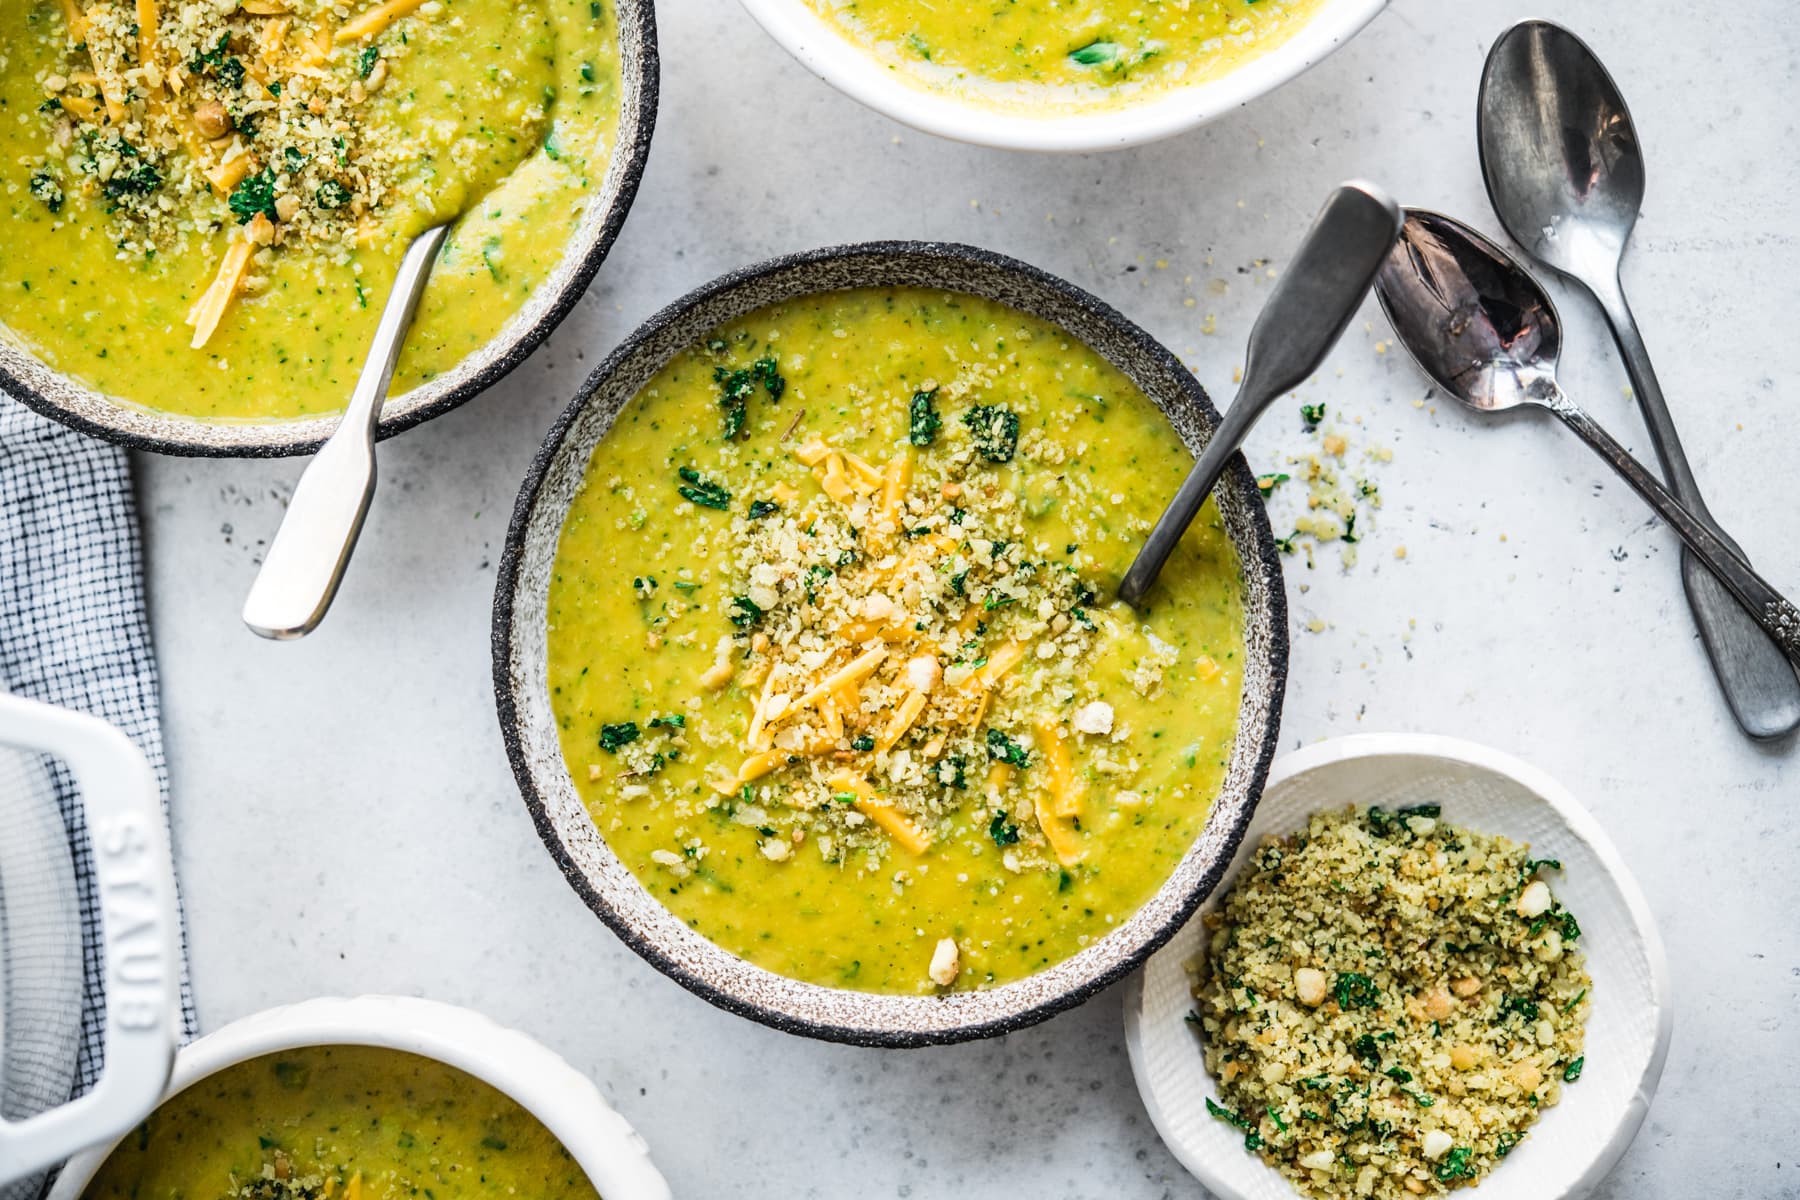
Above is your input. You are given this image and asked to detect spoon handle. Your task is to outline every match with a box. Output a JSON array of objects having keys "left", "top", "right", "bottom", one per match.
[
  {"left": 241, "top": 224, "right": 449, "bottom": 640},
  {"left": 1118, "top": 181, "right": 1403, "bottom": 608},
  {"left": 1548, "top": 391, "right": 1800, "bottom": 664},
  {"left": 1587, "top": 275, "right": 1800, "bottom": 736}
]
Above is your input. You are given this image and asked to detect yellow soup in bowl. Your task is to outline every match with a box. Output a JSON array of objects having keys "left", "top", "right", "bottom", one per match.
[
  {"left": 544, "top": 286, "right": 1246, "bottom": 995},
  {"left": 82, "top": 1045, "right": 601, "bottom": 1199},
  {"left": 0, "top": 0, "right": 619, "bottom": 422},
  {"left": 799, "top": 0, "right": 1327, "bottom": 112}
]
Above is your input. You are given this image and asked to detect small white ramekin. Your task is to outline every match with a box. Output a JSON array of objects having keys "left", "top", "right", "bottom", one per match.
[
  {"left": 1124, "top": 733, "right": 1673, "bottom": 1200},
  {"left": 736, "top": 0, "right": 1387, "bottom": 152},
  {"left": 47, "top": 995, "right": 670, "bottom": 1200}
]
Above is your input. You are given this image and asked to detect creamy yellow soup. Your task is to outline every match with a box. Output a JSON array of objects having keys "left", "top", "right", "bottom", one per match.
[
  {"left": 545, "top": 287, "right": 1245, "bottom": 994},
  {"left": 0, "top": 0, "right": 618, "bottom": 422},
  {"left": 83, "top": 1045, "right": 601, "bottom": 1200},
  {"left": 803, "top": 0, "right": 1326, "bottom": 111}
]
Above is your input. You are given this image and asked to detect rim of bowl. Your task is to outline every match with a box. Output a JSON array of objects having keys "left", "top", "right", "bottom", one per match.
[
  {"left": 734, "top": 0, "right": 1387, "bottom": 153},
  {"left": 492, "top": 239, "right": 1291, "bottom": 1046},
  {"left": 45, "top": 995, "right": 673, "bottom": 1200},
  {"left": 0, "top": 0, "right": 659, "bottom": 458},
  {"left": 1122, "top": 732, "right": 1675, "bottom": 1200}
]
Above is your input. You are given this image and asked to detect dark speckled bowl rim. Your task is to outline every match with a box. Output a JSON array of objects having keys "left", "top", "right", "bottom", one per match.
[
  {"left": 493, "top": 241, "right": 1289, "bottom": 1046},
  {"left": 0, "top": 0, "right": 658, "bottom": 459}
]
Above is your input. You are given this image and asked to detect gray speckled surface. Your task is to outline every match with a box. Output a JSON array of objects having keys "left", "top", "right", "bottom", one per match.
[{"left": 132, "top": 0, "right": 1797, "bottom": 1196}]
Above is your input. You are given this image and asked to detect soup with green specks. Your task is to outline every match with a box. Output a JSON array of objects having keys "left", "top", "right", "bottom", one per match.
[
  {"left": 82, "top": 1045, "right": 601, "bottom": 1200},
  {"left": 544, "top": 287, "right": 1246, "bottom": 994},
  {"left": 0, "top": 0, "right": 618, "bottom": 422},
  {"left": 801, "top": 0, "right": 1327, "bottom": 112}
]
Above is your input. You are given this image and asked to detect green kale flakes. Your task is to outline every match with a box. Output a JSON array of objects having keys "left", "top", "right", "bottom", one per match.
[
  {"left": 227, "top": 168, "right": 278, "bottom": 224},
  {"left": 985, "top": 728, "right": 1030, "bottom": 769},
  {"left": 908, "top": 387, "right": 942, "bottom": 446},
  {"left": 713, "top": 356, "right": 783, "bottom": 439},
  {"left": 726, "top": 595, "right": 763, "bottom": 628},
  {"left": 963, "top": 404, "right": 1020, "bottom": 463},
  {"left": 676, "top": 467, "right": 730, "bottom": 510},
  {"left": 598, "top": 722, "right": 639, "bottom": 752},
  {"left": 29, "top": 170, "right": 64, "bottom": 213},
  {"left": 315, "top": 179, "right": 352, "bottom": 209}
]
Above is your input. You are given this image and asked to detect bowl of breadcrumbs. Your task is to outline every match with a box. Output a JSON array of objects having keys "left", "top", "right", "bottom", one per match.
[{"left": 1125, "top": 734, "right": 1671, "bottom": 1200}]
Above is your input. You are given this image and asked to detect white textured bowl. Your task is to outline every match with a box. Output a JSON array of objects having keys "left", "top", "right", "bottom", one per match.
[
  {"left": 1124, "top": 734, "right": 1672, "bottom": 1200},
  {"left": 736, "top": 0, "right": 1386, "bottom": 152},
  {"left": 47, "top": 996, "right": 670, "bottom": 1200}
]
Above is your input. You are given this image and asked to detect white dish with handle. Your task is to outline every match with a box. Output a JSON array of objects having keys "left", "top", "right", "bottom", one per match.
[
  {"left": 46, "top": 995, "right": 671, "bottom": 1200},
  {"left": 1123, "top": 733, "right": 1672, "bottom": 1200},
  {"left": 0, "top": 692, "right": 178, "bottom": 1193}
]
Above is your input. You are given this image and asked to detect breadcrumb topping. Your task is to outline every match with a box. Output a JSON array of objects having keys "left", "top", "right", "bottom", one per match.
[
  {"left": 27, "top": 0, "right": 421, "bottom": 261},
  {"left": 1191, "top": 806, "right": 1591, "bottom": 1198}
]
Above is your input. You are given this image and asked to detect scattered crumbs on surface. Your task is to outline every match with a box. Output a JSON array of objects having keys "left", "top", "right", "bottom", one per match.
[{"left": 1258, "top": 407, "right": 1394, "bottom": 572}]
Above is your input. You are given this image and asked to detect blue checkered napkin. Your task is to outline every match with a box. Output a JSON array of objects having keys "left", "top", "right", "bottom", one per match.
[{"left": 0, "top": 395, "right": 197, "bottom": 1196}]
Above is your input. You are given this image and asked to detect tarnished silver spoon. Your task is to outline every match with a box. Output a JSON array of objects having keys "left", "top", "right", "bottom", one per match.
[
  {"left": 1118, "top": 181, "right": 1403, "bottom": 608},
  {"left": 1376, "top": 209, "right": 1800, "bottom": 666},
  {"left": 1478, "top": 18, "right": 1800, "bottom": 736}
]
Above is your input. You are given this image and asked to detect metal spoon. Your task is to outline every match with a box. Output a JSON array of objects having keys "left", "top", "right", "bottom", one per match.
[
  {"left": 242, "top": 224, "right": 450, "bottom": 639},
  {"left": 1478, "top": 19, "right": 1800, "bottom": 737},
  {"left": 1118, "top": 181, "right": 1403, "bottom": 608},
  {"left": 1376, "top": 210, "right": 1800, "bottom": 667}
]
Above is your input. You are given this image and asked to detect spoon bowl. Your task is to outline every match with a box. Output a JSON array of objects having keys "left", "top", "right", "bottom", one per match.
[
  {"left": 1377, "top": 210, "right": 1563, "bottom": 413},
  {"left": 1478, "top": 21, "right": 1643, "bottom": 283}
]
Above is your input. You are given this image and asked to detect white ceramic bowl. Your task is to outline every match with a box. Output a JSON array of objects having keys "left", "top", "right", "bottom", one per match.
[
  {"left": 736, "top": 0, "right": 1386, "bottom": 152},
  {"left": 48, "top": 996, "right": 670, "bottom": 1200},
  {"left": 1124, "top": 734, "right": 1672, "bottom": 1200}
]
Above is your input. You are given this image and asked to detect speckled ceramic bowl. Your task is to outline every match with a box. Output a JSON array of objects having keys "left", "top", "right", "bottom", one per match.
[
  {"left": 492, "top": 241, "right": 1289, "bottom": 1045},
  {"left": 0, "top": 2, "right": 657, "bottom": 458}
]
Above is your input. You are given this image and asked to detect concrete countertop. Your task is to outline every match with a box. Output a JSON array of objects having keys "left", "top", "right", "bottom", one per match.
[{"left": 141, "top": 2, "right": 1799, "bottom": 1195}]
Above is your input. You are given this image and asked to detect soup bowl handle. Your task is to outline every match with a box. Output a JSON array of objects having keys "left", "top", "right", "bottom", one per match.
[{"left": 0, "top": 694, "right": 177, "bottom": 1187}]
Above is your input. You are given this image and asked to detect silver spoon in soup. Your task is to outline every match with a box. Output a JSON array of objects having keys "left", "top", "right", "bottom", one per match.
[
  {"left": 1118, "top": 181, "right": 1404, "bottom": 609},
  {"left": 241, "top": 222, "right": 448, "bottom": 640}
]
